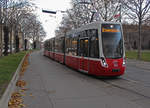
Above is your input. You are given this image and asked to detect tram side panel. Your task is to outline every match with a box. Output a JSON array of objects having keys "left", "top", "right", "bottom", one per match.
[
  {"left": 66, "top": 55, "right": 79, "bottom": 70},
  {"left": 79, "top": 57, "right": 88, "bottom": 72}
]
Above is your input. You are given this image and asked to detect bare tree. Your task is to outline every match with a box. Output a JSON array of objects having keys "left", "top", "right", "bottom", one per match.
[
  {"left": 6, "top": 0, "right": 36, "bottom": 52},
  {"left": 90, "top": 0, "right": 122, "bottom": 21},
  {"left": 71, "top": 0, "right": 122, "bottom": 23},
  {"left": 0, "top": 0, "right": 4, "bottom": 56},
  {"left": 0, "top": 0, "right": 45, "bottom": 54},
  {"left": 55, "top": 0, "right": 123, "bottom": 38},
  {"left": 2, "top": 0, "right": 10, "bottom": 56},
  {"left": 22, "top": 14, "right": 46, "bottom": 49},
  {"left": 122, "top": 0, "right": 150, "bottom": 59}
]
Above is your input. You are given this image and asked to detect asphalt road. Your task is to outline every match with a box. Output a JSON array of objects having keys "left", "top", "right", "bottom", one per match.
[{"left": 20, "top": 51, "right": 150, "bottom": 108}]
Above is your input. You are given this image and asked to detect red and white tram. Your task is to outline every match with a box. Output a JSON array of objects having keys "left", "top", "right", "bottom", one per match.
[{"left": 44, "top": 22, "right": 126, "bottom": 76}]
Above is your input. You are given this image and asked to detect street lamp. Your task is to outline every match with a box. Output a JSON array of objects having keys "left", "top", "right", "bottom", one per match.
[{"left": 42, "top": 10, "right": 57, "bottom": 14}]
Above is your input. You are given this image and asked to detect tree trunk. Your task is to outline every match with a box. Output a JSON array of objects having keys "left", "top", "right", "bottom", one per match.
[
  {"left": 9, "top": 26, "right": 13, "bottom": 53},
  {"left": 137, "top": 20, "right": 142, "bottom": 59},
  {"left": 33, "top": 41, "right": 36, "bottom": 49},
  {"left": 24, "top": 39, "right": 27, "bottom": 50},
  {"left": 3, "top": 26, "right": 9, "bottom": 56},
  {"left": 15, "top": 29, "right": 19, "bottom": 53}
]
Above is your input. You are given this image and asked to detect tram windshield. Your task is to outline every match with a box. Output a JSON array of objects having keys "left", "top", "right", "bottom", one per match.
[{"left": 101, "top": 24, "right": 123, "bottom": 59}]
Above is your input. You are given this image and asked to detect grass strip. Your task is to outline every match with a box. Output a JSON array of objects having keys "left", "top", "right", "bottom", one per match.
[
  {"left": 0, "top": 51, "right": 27, "bottom": 97},
  {"left": 126, "top": 50, "right": 150, "bottom": 62}
]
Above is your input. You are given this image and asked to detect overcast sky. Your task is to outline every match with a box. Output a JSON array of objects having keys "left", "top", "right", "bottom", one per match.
[{"left": 33, "top": 0, "right": 71, "bottom": 40}]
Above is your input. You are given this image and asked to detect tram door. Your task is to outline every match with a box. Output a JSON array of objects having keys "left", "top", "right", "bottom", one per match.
[{"left": 79, "top": 38, "right": 89, "bottom": 73}]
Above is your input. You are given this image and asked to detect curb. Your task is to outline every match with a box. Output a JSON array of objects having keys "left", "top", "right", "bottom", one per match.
[{"left": 0, "top": 53, "right": 28, "bottom": 108}]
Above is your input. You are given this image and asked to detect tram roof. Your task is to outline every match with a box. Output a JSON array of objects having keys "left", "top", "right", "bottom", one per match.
[{"left": 66, "top": 21, "right": 121, "bottom": 35}]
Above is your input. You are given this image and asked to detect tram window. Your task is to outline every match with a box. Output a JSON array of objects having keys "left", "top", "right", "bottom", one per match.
[
  {"left": 55, "top": 38, "right": 61, "bottom": 53},
  {"left": 65, "top": 36, "right": 73, "bottom": 55},
  {"left": 65, "top": 37, "right": 70, "bottom": 54},
  {"left": 44, "top": 41, "right": 48, "bottom": 50},
  {"left": 79, "top": 39, "right": 84, "bottom": 56},
  {"left": 89, "top": 29, "right": 99, "bottom": 58},
  {"left": 84, "top": 39, "right": 89, "bottom": 57},
  {"left": 50, "top": 40, "right": 52, "bottom": 51},
  {"left": 48, "top": 41, "right": 50, "bottom": 51},
  {"left": 47, "top": 41, "right": 49, "bottom": 51},
  {"left": 77, "top": 35, "right": 80, "bottom": 56},
  {"left": 49, "top": 41, "right": 51, "bottom": 51},
  {"left": 59, "top": 38, "right": 62, "bottom": 53},
  {"left": 52, "top": 39, "right": 55, "bottom": 52},
  {"left": 79, "top": 38, "right": 89, "bottom": 57},
  {"left": 68, "top": 38, "right": 73, "bottom": 55},
  {"left": 61, "top": 37, "right": 65, "bottom": 53},
  {"left": 55, "top": 39, "right": 59, "bottom": 52},
  {"left": 71, "top": 37, "right": 77, "bottom": 56}
]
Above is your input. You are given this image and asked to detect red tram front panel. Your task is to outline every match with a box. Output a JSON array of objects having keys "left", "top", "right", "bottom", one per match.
[
  {"left": 88, "top": 58, "right": 125, "bottom": 76},
  {"left": 65, "top": 56, "right": 125, "bottom": 76}
]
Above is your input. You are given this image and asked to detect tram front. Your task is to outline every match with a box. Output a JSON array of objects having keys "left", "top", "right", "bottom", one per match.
[{"left": 100, "top": 23, "right": 125, "bottom": 76}]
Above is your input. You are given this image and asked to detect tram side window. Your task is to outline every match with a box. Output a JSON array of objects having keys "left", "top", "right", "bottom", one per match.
[
  {"left": 55, "top": 39, "right": 58, "bottom": 52},
  {"left": 71, "top": 37, "right": 77, "bottom": 56},
  {"left": 45, "top": 41, "right": 50, "bottom": 51},
  {"left": 49, "top": 40, "right": 52, "bottom": 51},
  {"left": 55, "top": 38, "right": 61, "bottom": 53},
  {"left": 61, "top": 37, "right": 65, "bottom": 53},
  {"left": 44, "top": 42, "right": 47, "bottom": 50},
  {"left": 79, "top": 39, "right": 84, "bottom": 56},
  {"left": 52, "top": 39, "right": 55, "bottom": 52},
  {"left": 59, "top": 37, "right": 64, "bottom": 53},
  {"left": 65, "top": 37, "right": 71, "bottom": 55},
  {"left": 48, "top": 41, "right": 50, "bottom": 51},
  {"left": 78, "top": 31, "right": 89, "bottom": 57},
  {"left": 56, "top": 37, "right": 65, "bottom": 53},
  {"left": 89, "top": 29, "right": 99, "bottom": 58}
]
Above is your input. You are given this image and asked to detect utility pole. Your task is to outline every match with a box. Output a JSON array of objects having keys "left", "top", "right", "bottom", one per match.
[{"left": 119, "top": 0, "right": 122, "bottom": 23}]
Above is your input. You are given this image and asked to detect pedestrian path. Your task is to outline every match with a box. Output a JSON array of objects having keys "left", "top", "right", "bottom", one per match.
[{"left": 20, "top": 51, "right": 144, "bottom": 108}]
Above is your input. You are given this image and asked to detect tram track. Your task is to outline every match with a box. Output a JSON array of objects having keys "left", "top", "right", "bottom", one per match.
[
  {"left": 100, "top": 77, "right": 150, "bottom": 100},
  {"left": 68, "top": 67, "right": 150, "bottom": 101}
]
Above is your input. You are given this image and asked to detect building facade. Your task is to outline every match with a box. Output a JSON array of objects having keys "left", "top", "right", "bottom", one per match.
[{"left": 123, "top": 24, "right": 150, "bottom": 50}]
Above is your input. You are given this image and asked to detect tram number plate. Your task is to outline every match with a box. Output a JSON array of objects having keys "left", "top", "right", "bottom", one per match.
[{"left": 112, "top": 69, "right": 120, "bottom": 72}]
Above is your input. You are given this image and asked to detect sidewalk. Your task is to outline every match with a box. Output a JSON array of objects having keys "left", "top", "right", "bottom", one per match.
[{"left": 19, "top": 51, "right": 144, "bottom": 108}]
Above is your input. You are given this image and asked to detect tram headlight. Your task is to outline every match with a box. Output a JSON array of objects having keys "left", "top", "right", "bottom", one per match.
[
  {"left": 122, "top": 58, "right": 126, "bottom": 67},
  {"left": 101, "top": 57, "right": 108, "bottom": 68}
]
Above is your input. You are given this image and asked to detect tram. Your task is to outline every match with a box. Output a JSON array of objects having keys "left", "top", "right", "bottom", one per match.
[{"left": 44, "top": 22, "right": 126, "bottom": 76}]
